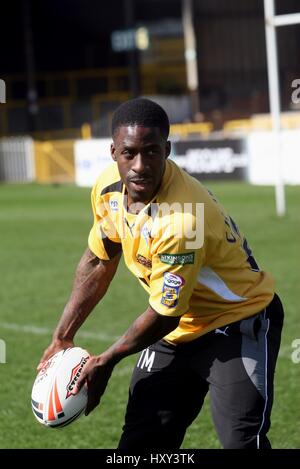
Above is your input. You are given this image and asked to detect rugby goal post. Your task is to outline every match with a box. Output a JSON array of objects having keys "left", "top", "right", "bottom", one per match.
[{"left": 264, "top": 0, "right": 300, "bottom": 216}]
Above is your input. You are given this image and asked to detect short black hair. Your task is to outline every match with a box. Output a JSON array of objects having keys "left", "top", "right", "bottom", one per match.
[{"left": 111, "top": 98, "right": 170, "bottom": 139}]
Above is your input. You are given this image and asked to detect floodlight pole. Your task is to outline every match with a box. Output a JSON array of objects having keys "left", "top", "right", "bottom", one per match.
[
  {"left": 22, "top": 0, "right": 38, "bottom": 133},
  {"left": 182, "top": 0, "right": 200, "bottom": 120},
  {"left": 124, "top": 0, "right": 140, "bottom": 98}
]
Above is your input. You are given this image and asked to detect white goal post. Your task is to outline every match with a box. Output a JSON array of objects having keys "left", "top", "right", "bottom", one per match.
[{"left": 264, "top": 0, "right": 300, "bottom": 216}]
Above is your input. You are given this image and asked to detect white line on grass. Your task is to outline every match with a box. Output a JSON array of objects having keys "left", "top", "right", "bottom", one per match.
[
  {"left": 0, "top": 321, "right": 119, "bottom": 343},
  {"left": 0, "top": 321, "right": 292, "bottom": 360}
]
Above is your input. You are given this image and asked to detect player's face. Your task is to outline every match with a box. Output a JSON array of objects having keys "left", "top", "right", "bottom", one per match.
[{"left": 111, "top": 125, "right": 170, "bottom": 205}]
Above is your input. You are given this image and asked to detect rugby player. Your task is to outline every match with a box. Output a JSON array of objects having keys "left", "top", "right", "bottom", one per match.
[{"left": 39, "top": 98, "right": 284, "bottom": 449}]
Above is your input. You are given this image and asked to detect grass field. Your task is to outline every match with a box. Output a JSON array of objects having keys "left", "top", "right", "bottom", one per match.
[{"left": 0, "top": 181, "right": 299, "bottom": 449}]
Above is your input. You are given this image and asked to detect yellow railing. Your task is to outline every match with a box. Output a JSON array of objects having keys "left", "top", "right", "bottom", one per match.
[
  {"left": 224, "top": 113, "right": 300, "bottom": 132},
  {"left": 0, "top": 64, "right": 188, "bottom": 138},
  {"left": 170, "top": 122, "right": 213, "bottom": 138},
  {"left": 34, "top": 140, "right": 75, "bottom": 183},
  {"left": 223, "top": 119, "right": 252, "bottom": 132},
  {"left": 2, "top": 64, "right": 186, "bottom": 101}
]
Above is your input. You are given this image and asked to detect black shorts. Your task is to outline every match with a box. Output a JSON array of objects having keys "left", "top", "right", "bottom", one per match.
[{"left": 118, "top": 294, "right": 284, "bottom": 449}]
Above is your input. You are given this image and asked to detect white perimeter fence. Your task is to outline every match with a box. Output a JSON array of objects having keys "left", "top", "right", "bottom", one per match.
[
  {"left": 0, "top": 137, "right": 35, "bottom": 182},
  {"left": 1, "top": 131, "right": 300, "bottom": 186}
]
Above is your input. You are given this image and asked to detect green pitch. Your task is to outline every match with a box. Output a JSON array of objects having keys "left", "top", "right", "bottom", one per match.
[{"left": 0, "top": 182, "right": 299, "bottom": 448}]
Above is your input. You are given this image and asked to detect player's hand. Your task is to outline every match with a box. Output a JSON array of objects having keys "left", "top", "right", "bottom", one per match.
[
  {"left": 37, "top": 338, "right": 74, "bottom": 371},
  {"left": 74, "top": 355, "right": 114, "bottom": 416}
]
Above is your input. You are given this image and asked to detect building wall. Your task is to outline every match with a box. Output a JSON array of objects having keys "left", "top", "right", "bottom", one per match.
[{"left": 193, "top": 0, "right": 300, "bottom": 116}]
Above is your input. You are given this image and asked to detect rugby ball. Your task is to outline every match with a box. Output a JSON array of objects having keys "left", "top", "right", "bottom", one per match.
[{"left": 31, "top": 347, "right": 90, "bottom": 428}]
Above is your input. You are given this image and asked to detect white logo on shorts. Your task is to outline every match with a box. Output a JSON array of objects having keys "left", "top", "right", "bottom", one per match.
[
  {"left": 215, "top": 326, "right": 229, "bottom": 337},
  {"left": 136, "top": 348, "right": 156, "bottom": 372}
]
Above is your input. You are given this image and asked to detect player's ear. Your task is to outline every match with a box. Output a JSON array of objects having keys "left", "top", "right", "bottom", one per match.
[
  {"left": 111, "top": 143, "right": 117, "bottom": 161},
  {"left": 165, "top": 141, "right": 171, "bottom": 159}
]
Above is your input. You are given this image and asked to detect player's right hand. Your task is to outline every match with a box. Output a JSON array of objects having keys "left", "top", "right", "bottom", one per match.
[
  {"left": 37, "top": 338, "right": 74, "bottom": 371},
  {"left": 74, "top": 354, "right": 114, "bottom": 415}
]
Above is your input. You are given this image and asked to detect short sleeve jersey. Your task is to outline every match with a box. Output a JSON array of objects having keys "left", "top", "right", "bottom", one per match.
[{"left": 88, "top": 159, "right": 274, "bottom": 344}]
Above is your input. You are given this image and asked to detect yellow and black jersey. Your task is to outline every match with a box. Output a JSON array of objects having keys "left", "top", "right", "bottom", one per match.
[{"left": 88, "top": 159, "right": 274, "bottom": 344}]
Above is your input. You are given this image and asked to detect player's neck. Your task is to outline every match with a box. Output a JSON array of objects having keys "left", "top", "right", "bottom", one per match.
[{"left": 126, "top": 199, "right": 146, "bottom": 214}]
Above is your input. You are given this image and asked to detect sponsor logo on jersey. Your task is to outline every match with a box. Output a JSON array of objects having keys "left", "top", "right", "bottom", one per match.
[
  {"left": 159, "top": 252, "right": 195, "bottom": 265},
  {"left": 161, "top": 272, "right": 185, "bottom": 308},
  {"left": 109, "top": 199, "right": 119, "bottom": 212},
  {"left": 136, "top": 254, "right": 152, "bottom": 269},
  {"left": 66, "top": 357, "right": 89, "bottom": 398},
  {"left": 163, "top": 272, "right": 185, "bottom": 287},
  {"left": 141, "top": 223, "right": 151, "bottom": 245}
]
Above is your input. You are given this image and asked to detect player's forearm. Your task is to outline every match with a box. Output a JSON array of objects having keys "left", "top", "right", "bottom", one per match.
[
  {"left": 53, "top": 248, "right": 121, "bottom": 342},
  {"left": 100, "top": 307, "right": 180, "bottom": 365}
]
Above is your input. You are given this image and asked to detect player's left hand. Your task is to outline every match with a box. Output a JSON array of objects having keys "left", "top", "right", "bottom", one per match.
[{"left": 74, "top": 355, "right": 114, "bottom": 415}]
